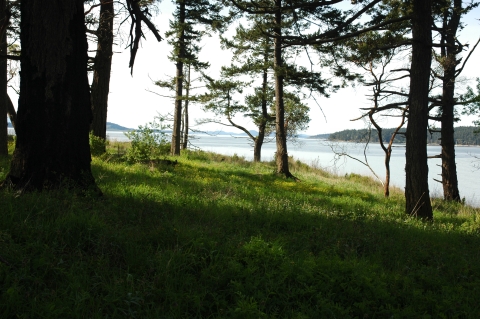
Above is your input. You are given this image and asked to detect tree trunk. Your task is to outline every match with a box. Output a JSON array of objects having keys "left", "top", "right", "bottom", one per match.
[
  {"left": 405, "top": 0, "right": 433, "bottom": 218},
  {"left": 2, "top": 0, "right": 100, "bottom": 194},
  {"left": 273, "top": 0, "right": 292, "bottom": 178},
  {"left": 0, "top": 0, "right": 7, "bottom": 156},
  {"left": 253, "top": 125, "right": 265, "bottom": 162},
  {"left": 171, "top": 1, "right": 185, "bottom": 156},
  {"left": 253, "top": 67, "right": 270, "bottom": 162},
  {"left": 90, "top": 0, "right": 114, "bottom": 152},
  {"left": 440, "top": 0, "right": 461, "bottom": 202},
  {"left": 181, "top": 63, "right": 190, "bottom": 150}
]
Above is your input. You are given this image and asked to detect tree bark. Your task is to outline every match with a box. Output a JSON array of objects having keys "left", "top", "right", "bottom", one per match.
[
  {"left": 0, "top": 0, "right": 7, "bottom": 156},
  {"left": 2, "top": 0, "right": 100, "bottom": 194},
  {"left": 273, "top": 0, "right": 292, "bottom": 178},
  {"left": 181, "top": 63, "right": 190, "bottom": 150},
  {"left": 405, "top": 0, "right": 433, "bottom": 218},
  {"left": 440, "top": 0, "right": 461, "bottom": 202},
  {"left": 171, "top": 1, "right": 185, "bottom": 156},
  {"left": 90, "top": 0, "right": 114, "bottom": 152},
  {"left": 253, "top": 67, "right": 270, "bottom": 162}
]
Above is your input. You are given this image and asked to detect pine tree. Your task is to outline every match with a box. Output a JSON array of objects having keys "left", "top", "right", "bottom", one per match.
[{"left": 166, "top": 0, "right": 225, "bottom": 155}]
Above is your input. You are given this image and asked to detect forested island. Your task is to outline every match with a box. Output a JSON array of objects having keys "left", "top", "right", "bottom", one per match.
[{"left": 326, "top": 126, "right": 480, "bottom": 145}]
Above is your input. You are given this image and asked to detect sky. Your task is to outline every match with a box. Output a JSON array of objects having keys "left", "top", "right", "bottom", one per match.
[{"left": 8, "top": 1, "right": 480, "bottom": 136}]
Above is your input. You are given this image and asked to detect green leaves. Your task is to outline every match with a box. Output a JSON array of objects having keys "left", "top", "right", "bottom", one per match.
[{"left": 124, "top": 116, "right": 171, "bottom": 162}]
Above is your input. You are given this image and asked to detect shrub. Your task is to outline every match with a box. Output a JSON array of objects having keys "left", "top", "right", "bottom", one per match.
[
  {"left": 124, "top": 116, "right": 171, "bottom": 162},
  {"left": 89, "top": 132, "right": 108, "bottom": 156}
]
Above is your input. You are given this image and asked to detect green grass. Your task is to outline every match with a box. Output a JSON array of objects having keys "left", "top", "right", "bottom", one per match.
[{"left": 1, "top": 146, "right": 480, "bottom": 318}]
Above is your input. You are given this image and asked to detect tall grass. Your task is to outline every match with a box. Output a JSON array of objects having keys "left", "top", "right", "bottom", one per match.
[{"left": 1, "top": 146, "right": 479, "bottom": 318}]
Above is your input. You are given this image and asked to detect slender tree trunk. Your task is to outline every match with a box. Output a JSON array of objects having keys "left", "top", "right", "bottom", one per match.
[
  {"left": 171, "top": 1, "right": 185, "bottom": 155},
  {"left": 405, "top": 0, "right": 433, "bottom": 218},
  {"left": 253, "top": 127, "right": 265, "bottom": 162},
  {"left": 2, "top": 0, "right": 99, "bottom": 194},
  {"left": 0, "top": 0, "right": 7, "bottom": 156},
  {"left": 273, "top": 0, "right": 292, "bottom": 177},
  {"left": 253, "top": 67, "right": 270, "bottom": 162},
  {"left": 7, "top": 94, "right": 16, "bottom": 131},
  {"left": 90, "top": 0, "right": 114, "bottom": 152},
  {"left": 440, "top": 0, "right": 461, "bottom": 202},
  {"left": 181, "top": 63, "right": 190, "bottom": 150}
]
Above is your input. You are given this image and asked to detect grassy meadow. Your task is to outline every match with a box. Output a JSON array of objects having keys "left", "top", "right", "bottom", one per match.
[{"left": 1, "top": 140, "right": 480, "bottom": 318}]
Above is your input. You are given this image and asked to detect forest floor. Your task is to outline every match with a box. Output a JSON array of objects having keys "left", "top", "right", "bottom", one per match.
[{"left": 1, "top": 142, "right": 480, "bottom": 318}]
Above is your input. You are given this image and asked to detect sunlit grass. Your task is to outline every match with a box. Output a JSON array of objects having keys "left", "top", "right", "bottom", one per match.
[{"left": 1, "top": 147, "right": 479, "bottom": 318}]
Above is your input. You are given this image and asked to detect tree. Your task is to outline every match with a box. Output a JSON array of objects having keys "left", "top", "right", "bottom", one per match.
[
  {"left": 430, "top": 0, "right": 479, "bottom": 202},
  {"left": 153, "top": 61, "right": 202, "bottom": 150},
  {"left": 219, "top": 21, "right": 274, "bottom": 162},
  {"left": 0, "top": 0, "right": 7, "bottom": 156},
  {"left": 1, "top": 0, "right": 99, "bottom": 192},
  {"left": 404, "top": 0, "right": 433, "bottom": 218},
  {"left": 1, "top": 0, "right": 160, "bottom": 193},
  {"left": 199, "top": 71, "right": 310, "bottom": 162},
  {"left": 166, "top": 0, "right": 224, "bottom": 155},
  {"left": 89, "top": 0, "right": 115, "bottom": 153},
  {"left": 226, "top": 0, "right": 409, "bottom": 177}
]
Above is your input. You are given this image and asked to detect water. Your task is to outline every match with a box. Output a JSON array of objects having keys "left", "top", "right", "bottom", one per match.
[{"left": 8, "top": 129, "right": 480, "bottom": 207}]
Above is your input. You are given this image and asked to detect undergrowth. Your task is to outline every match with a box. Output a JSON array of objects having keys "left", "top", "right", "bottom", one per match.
[{"left": 1, "top": 147, "right": 479, "bottom": 318}]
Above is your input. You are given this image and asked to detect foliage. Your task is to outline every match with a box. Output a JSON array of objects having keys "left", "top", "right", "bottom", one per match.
[
  {"left": 329, "top": 126, "right": 480, "bottom": 145},
  {"left": 1, "top": 148, "right": 480, "bottom": 318},
  {"left": 462, "top": 77, "right": 480, "bottom": 131},
  {"left": 89, "top": 132, "right": 109, "bottom": 156},
  {"left": 124, "top": 116, "right": 171, "bottom": 162}
]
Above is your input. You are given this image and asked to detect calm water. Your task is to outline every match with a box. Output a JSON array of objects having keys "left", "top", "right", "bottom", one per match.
[{"left": 104, "top": 131, "right": 480, "bottom": 207}]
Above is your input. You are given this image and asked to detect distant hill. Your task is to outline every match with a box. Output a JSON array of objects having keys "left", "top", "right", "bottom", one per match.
[
  {"left": 328, "top": 126, "right": 480, "bottom": 145},
  {"left": 106, "top": 122, "right": 133, "bottom": 131}
]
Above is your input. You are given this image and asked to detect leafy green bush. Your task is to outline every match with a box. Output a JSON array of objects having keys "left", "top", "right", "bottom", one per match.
[
  {"left": 89, "top": 132, "right": 108, "bottom": 156},
  {"left": 124, "top": 116, "right": 171, "bottom": 162}
]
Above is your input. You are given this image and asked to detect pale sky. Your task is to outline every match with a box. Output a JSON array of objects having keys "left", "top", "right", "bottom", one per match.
[{"left": 8, "top": 2, "right": 480, "bottom": 135}]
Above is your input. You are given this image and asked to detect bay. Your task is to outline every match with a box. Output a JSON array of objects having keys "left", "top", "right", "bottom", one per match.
[{"left": 105, "top": 130, "right": 480, "bottom": 207}]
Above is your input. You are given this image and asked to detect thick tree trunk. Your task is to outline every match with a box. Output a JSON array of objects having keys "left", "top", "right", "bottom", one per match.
[
  {"left": 0, "top": 0, "right": 7, "bottom": 156},
  {"left": 440, "top": 0, "right": 461, "bottom": 202},
  {"left": 405, "top": 0, "right": 433, "bottom": 218},
  {"left": 273, "top": 0, "right": 292, "bottom": 178},
  {"left": 171, "top": 1, "right": 185, "bottom": 156},
  {"left": 2, "top": 0, "right": 99, "bottom": 193},
  {"left": 90, "top": 0, "right": 114, "bottom": 152}
]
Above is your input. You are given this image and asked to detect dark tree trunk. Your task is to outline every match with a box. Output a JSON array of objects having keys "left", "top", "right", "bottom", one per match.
[
  {"left": 253, "top": 67, "right": 270, "bottom": 162},
  {"left": 405, "top": 0, "right": 433, "bottom": 218},
  {"left": 2, "top": 0, "right": 99, "bottom": 193},
  {"left": 171, "top": 1, "right": 185, "bottom": 156},
  {"left": 7, "top": 95, "right": 16, "bottom": 131},
  {"left": 440, "top": 0, "right": 461, "bottom": 202},
  {"left": 253, "top": 125, "right": 265, "bottom": 162},
  {"left": 273, "top": 0, "right": 292, "bottom": 178},
  {"left": 0, "top": 0, "right": 7, "bottom": 156},
  {"left": 90, "top": 0, "right": 114, "bottom": 152}
]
